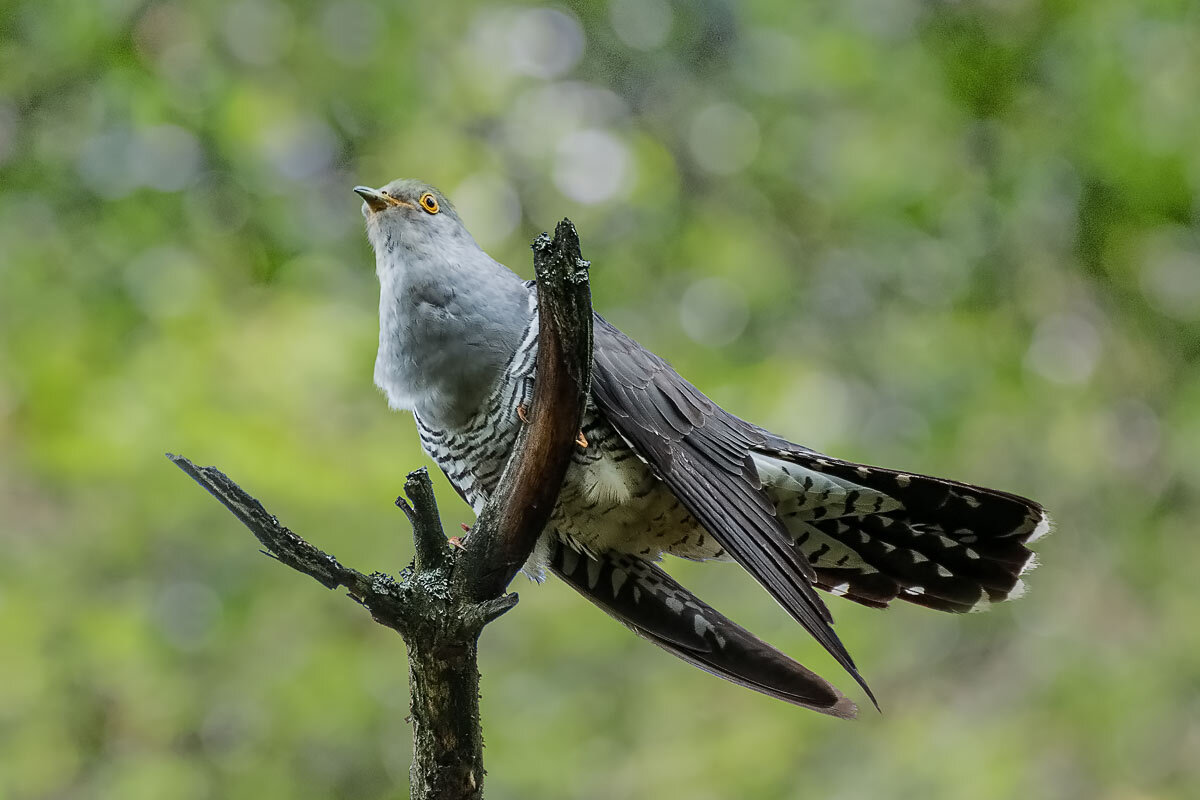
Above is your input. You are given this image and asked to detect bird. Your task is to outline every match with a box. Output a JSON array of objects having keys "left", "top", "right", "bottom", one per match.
[{"left": 355, "top": 178, "right": 1050, "bottom": 718}]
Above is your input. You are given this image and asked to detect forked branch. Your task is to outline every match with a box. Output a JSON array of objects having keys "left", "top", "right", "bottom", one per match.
[{"left": 170, "top": 220, "right": 593, "bottom": 800}]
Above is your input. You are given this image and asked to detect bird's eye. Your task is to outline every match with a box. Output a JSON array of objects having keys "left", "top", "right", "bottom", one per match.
[{"left": 419, "top": 192, "right": 440, "bottom": 214}]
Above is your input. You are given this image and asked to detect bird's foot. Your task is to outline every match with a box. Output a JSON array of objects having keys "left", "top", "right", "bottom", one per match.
[
  {"left": 449, "top": 524, "right": 470, "bottom": 550},
  {"left": 517, "top": 403, "right": 529, "bottom": 423},
  {"left": 575, "top": 430, "right": 589, "bottom": 448}
]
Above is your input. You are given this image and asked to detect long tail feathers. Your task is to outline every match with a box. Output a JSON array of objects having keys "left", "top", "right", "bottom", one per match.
[
  {"left": 548, "top": 537, "right": 858, "bottom": 718},
  {"left": 753, "top": 448, "right": 1050, "bottom": 613}
]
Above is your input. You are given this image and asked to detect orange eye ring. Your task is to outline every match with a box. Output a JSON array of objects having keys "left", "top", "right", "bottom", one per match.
[{"left": 419, "top": 192, "right": 440, "bottom": 214}]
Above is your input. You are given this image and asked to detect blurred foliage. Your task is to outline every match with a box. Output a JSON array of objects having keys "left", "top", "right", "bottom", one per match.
[{"left": 1, "top": 0, "right": 1199, "bottom": 798}]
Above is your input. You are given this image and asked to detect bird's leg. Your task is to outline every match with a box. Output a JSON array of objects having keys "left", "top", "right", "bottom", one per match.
[
  {"left": 575, "top": 430, "right": 589, "bottom": 448},
  {"left": 448, "top": 522, "right": 470, "bottom": 550},
  {"left": 517, "top": 403, "right": 529, "bottom": 423}
]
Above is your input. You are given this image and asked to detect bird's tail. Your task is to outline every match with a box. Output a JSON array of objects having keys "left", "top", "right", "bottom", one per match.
[
  {"left": 752, "top": 448, "right": 1050, "bottom": 613},
  {"left": 547, "top": 536, "right": 858, "bottom": 718}
]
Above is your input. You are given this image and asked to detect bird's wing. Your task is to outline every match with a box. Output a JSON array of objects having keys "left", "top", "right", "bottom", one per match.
[
  {"left": 547, "top": 536, "right": 857, "bottom": 717},
  {"left": 589, "top": 314, "right": 875, "bottom": 705}
]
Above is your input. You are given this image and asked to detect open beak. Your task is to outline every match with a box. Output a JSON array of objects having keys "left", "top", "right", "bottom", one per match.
[{"left": 354, "top": 185, "right": 405, "bottom": 213}]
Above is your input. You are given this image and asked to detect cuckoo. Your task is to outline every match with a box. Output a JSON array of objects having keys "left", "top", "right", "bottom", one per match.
[{"left": 354, "top": 179, "right": 1050, "bottom": 718}]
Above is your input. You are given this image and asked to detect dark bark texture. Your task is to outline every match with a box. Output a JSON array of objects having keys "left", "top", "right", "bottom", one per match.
[{"left": 170, "top": 220, "right": 593, "bottom": 800}]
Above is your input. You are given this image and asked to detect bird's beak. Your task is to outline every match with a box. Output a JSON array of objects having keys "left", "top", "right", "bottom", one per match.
[{"left": 354, "top": 185, "right": 406, "bottom": 213}]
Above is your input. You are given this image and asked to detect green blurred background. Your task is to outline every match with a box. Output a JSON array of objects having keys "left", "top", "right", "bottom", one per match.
[{"left": 2, "top": 0, "right": 1198, "bottom": 797}]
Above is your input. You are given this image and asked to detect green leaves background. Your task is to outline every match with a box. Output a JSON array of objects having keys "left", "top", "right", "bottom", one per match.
[{"left": 1, "top": 1, "right": 1198, "bottom": 797}]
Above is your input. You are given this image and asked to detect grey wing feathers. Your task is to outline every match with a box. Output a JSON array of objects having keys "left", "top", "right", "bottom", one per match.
[
  {"left": 548, "top": 538, "right": 857, "bottom": 718},
  {"left": 589, "top": 314, "right": 876, "bottom": 707}
]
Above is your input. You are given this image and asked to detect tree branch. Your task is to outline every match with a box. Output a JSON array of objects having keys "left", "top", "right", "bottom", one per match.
[
  {"left": 398, "top": 467, "right": 452, "bottom": 574},
  {"left": 167, "top": 454, "right": 366, "bottom": 593},
  {"left": 454, "top": 219, "right": 594, "bottom": 601},
  {"left": 169, "top": 219, "right": 593, "bottom": 799}
]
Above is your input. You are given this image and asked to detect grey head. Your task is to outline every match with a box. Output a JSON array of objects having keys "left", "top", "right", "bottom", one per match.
[{"left": 355, "top": 179, "right": 532, "bottom": 429}]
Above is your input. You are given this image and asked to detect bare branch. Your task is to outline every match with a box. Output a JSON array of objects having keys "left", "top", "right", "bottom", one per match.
[
  {"left": 454, "top": 219, "right": 594, "bottom": 602},
  {"left": 401, "top": 467, "right": 451, "bottom": 573},
  {"left": 169, "top": 217, "right": 596, "bottom": 799},
  {"left": 167, "top": 453, "right": 367, "bottom": 594}
]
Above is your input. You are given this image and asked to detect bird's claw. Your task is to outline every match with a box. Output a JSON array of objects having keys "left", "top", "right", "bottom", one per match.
[
  {"left": 576, "top": 430, "right": 589, "bottom": 448},
  {"left": 448, "top": 523, "right": 471, "bottom": 550},
  {"left": 517, "top": 403, "right": 529, "bottom": 423}
]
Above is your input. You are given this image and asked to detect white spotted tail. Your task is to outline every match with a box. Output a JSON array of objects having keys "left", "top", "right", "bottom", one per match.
[{"left": 753, "top": 449, "right": 1050, "bottom": 613}]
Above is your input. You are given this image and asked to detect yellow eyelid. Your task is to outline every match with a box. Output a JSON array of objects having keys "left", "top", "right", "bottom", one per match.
[{"left": 419, "top": 192, "right": 440, "bottom": 214}]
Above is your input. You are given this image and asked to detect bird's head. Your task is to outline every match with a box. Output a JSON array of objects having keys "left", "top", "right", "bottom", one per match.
[
  {"left": 354, "top": 179, "right": 477, "bottom": 271},
  {"left": 354, "top": 177, "right": 531, "bottom": 424}
]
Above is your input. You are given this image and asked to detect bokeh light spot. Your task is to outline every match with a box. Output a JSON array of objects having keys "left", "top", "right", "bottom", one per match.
[
  {"left": 259, "top": 117, "right": 339, "bottom": 181},
  {"left": 508, "top": 8, "right": 584, "bottom": 79},
  {"left": 554, "top": 129, "right": 632, "bottom": 205},
  {"left": 453, "top": 173, "right": 523, "bottom": 246},
  {"left": 1138, "top": 226, "right": 1200, "bottom": 322},
  {"left": 134, "top": 125, "right": 203, "bottom": 192},
  {"left": 320, "top": 1, "right": 383, "bottom": 66},
  {"left": 1025, "top": 313, "right": 1102, "bottom": 385},
  {"left": 734, "top": 29, "right": 804, "bottom": 95},
  {"left": 679, "top": 277, "right": 749, "bottom": 347},
  {"left": 688, "top": 102, "right": 761, "bottom": 175},
  {"left": 222, "top": 0, "right": 295, "bottom": 66},
  {"left": 609, "top": 0, "right": 672, "bottom": 51},
  {"left": 76, "top": 125, "right": 202, "bottom": 198},
  {"left": 778, "top": 371, "right": 853, "bottom": 451}
]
